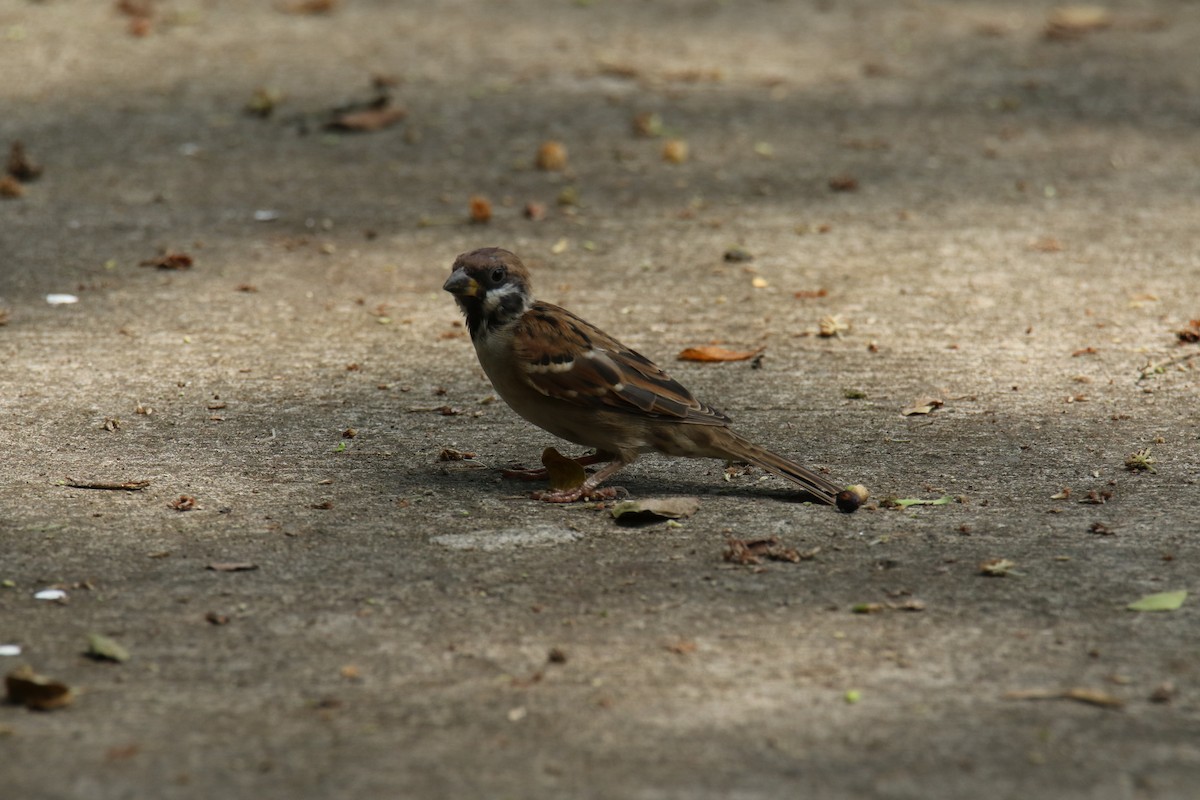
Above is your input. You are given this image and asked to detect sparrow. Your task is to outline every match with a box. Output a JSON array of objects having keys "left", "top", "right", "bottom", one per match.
[{"left": 443, "top": 247, "right": 859, "bottom": 511}]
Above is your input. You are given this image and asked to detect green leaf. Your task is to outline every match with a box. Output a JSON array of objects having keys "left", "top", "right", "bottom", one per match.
[
  {"left": 895, "top": 496, "right": 953, "bottom": 508},
  {"left": 1127, "top": 590, "right": 1187, "bottom": 612},
  {"left": 86, "top": 633, "right": 131, "bottom": 663}
]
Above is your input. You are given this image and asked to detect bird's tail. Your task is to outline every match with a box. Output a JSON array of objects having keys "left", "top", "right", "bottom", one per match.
[{"left": 719, "top": 431, "right": 844, "bottom": 505}]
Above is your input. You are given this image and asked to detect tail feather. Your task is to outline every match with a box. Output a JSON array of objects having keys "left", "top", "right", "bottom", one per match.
[{"left": 720, "top": 431, "right": 843, "bottom": 504}]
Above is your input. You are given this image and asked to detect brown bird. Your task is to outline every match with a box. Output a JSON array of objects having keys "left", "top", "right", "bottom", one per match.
[{"left": 443, "top": 247, "right": 858, "bottom": 511}]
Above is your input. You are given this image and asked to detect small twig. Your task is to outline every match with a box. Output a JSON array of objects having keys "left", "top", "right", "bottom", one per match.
[
  {"left": 1137, "top": 350, "right": 1200, "bottom": 382},
  {"left": 63, "top": 479, "right": 150, "bottom": 491}
]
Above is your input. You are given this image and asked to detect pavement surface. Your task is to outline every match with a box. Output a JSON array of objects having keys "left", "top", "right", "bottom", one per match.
[{"left": 1, "top": 1, "right": 1199, "bottom": 798}]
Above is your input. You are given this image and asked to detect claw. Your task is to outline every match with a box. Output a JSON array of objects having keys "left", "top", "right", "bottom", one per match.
[{"left": 531, "top": 486, "right": 622, "bottom": 503}]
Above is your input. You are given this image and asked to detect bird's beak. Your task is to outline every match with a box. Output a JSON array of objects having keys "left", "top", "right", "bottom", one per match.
[{"left": 443, "top": 268, "right": 480, "bottom": 297}]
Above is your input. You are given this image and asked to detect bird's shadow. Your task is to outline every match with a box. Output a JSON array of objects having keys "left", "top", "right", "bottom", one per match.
[{"left": 422, "top": 461, "right": 833, "bottom": 506}]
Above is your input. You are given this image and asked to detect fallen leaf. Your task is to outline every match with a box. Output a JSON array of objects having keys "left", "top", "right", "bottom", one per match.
[
  {"left": 281, "top": 0, "right": 340, "bottom": 14},
  {"left": 438, "top": 447, "right": 476, "bottom": 462},
  {"left": 1005, "top": 686, "right": 1123, "bottom": 708},
  {"left": 631, "top": 111, "right": 663, "bottom": 137},
  {"left": 979, "top": 558, "right": 1016, "bottom": 577},
  {"left": 611, "top": 497, "right": 700, "bottom": 525},
  {"left": 86, "top": 633, "right": 131, "bottom": 663},
  {"left": 1127, "top": 590, "right": 1186, "bottom": 612},
  {"left": 1044, "top": 5, "right": 1113, "bottom": 40},
  {"left": 723, "top": 245, "right": 754, "bottom": 263},
  {"left": 64, "top": 479, "right": 150, "bottom": 491},
  {"left": 1124, "top": 447, "right": 1156, "bottom": 473},
  {"left": 828, "top": 175, "right": 858, "bottom": 192},
  {"left": 851, "top": 602, "right": 885, "bottom": 614},
  {"left": 140, "top": 252, "right": 193, "bottom": 270},
  {"left": 1030, "top": 237, "right": 1064, "bottom": 252},
  {"left": 326, "top": 98, "right": 406, "bottom": 132},
  {"left": 5, "top": 666, "right": 74, "bottom": 710},
  {"left": 677, "top": 345, "right": 764, "bottom": 362},
  {"left": 892, "top": 496, "right": 953, "bottom": 508},
  {"left": 818, "top": 315, "right": 849, "bottom": 337},
  {"left": 169, "top": 495, "right": 197, "bottom": 511},
  {"left": 723, "top": 536, "right": 816, "bottom": 565},
  {"left": 0, "top": 175, "right": 26, "bottom": 198},
  {"left": 541, "top": 447, "right": 586, "bottom": 492},
  {"left": 468, "top": 195, "right": 493, "bottom": 224},
  {"left": 6, "top": 141, "right": 42, "bottom": 182},
  {"left": 901, "top": 397, "right": 943, "bottom": 416},
  {"left": 794, "top": 288, "right": 828, "bottom": 299},
  {"left": 206, "top": 562, "right": 259, "bottom": 572},
  {"left": 665, "top": 640, "right": 697, "bottom": 655}
]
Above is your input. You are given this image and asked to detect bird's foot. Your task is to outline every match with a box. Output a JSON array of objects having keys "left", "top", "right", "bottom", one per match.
[
  {"left": 502, "top": 451, "right": 613, "bottom": 482},
  {"left": 531, "top": 486, "right": 624, "bottom": 503}
]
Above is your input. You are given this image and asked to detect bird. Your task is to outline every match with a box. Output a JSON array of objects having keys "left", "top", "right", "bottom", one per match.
[{"left": 442, "top": 247, "right": 860, "bottom": 511}]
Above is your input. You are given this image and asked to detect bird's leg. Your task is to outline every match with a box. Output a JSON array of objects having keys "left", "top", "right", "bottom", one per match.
[
  {"left": 531, "top": 458, "right": 629, "bottom": 503},
  {"left": 501, "top": 450, "right": 614, "bottom": 481}
]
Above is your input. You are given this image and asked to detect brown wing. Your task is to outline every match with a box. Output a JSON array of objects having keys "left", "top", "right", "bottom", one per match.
[{"left": 512, "top": 302, "right": 730, "bottom": 426}]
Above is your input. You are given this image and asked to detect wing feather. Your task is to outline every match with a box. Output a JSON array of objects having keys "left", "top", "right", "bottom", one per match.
[{"left": 512, "top": 302, "right": 729, "bottom": 426}]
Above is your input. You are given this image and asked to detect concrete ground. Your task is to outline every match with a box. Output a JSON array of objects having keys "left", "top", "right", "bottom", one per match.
[{"left": 1, "top": 1, "right": 1198, "bottom": 797}]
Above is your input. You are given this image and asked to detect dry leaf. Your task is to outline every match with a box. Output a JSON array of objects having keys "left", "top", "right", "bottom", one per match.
[
  {"left": 141, "top": 252, "right": 193, "bottom": 270},
  {"left": 326, "top": 98, "right": 406, "bottom": 132},
  {"left": 901, "top": 397, "right": 943, "bottom": 416},
  {"left": 541, "top": 447, "right": 586, "bottom": 492},
  {"left": 793, "top": 288, "right": 828, "bottom": 299},
  {"left": 468, "top": 195, "right": 492, "bottom": 224},
  {"left": 677, "top": 345, "right": 764, "bottom": 363},
  {"left": 5, "top": 666, "right": 74, "bottom": 711},
  {"left": 1045, "top": 5, "right": 1113, "bottom": 40},
  {"left": 818, "top": 315, "right": 849, "bottom": 337},
  {"left": 611, "top": 497, "right": 700, "bottom": 525},
  {"left": 828, "top": 175, "right": 858, "bottom": 192},
  {"left": 1005, "top": 687, "right": 1124, "bottom": 708},
  {"left": 979, "top": 558, "right": 1015, "bottom": 577},
  {"left": 281, "top": 0, "right": 340, "bottom": 15},
  {"left": 86, "top": 633, "right": 131, "bottom": 663},
  {"left": 7, "top": 141, "right": 42, "bottom": 182},
  {"left": 0, "top": 175, "right": 25, "bottom": 198},
  {"left": 206, "top": 562, "right": 259, "bottom": 572},
  {"left": 665, "top": 640, "right": 697, "bottom": 655}
]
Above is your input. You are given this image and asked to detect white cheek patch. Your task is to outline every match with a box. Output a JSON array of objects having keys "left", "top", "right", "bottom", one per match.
[{"left": 483, "top": 283, "right": 525, "bottom": 315}]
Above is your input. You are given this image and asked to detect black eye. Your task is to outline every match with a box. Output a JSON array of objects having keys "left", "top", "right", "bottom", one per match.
[{"left": 490, "top": 267, "right": 506, "bottom": 283}]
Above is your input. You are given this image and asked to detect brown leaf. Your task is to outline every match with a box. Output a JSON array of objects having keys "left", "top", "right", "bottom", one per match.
[
  {"left": 1005, "top": 687, "right": 1124, "bottom": 708},
  {"left": 677, "top": 345, "right": 764, "bottom": 363},
  {"left": 169, "top": 495, "right": 197, "bottom": 511},
  {"left": 326, "top": 98, "right": 406, "bottom": 132},
  {"left": 7, "top": 141, "right": 42, "bottom": 182},
  {"left": 468, "top": 195, "right": 492, "bottom": 224},
  {"left": 281, "top": 0, "right": 340, "bottom": 15},
  {"left": 611, "top": 496, "right": 700, "bottom": 525},
  {"left": 140, "top": 252, "right": 193, "bottom": 270},
  {"left": 1044, "top": 5, "right": 1113, "bottom": 40},
  {"left": 541, "top": 447, "right": 586, "bottom": 492},
  {"left": 901, "top": 397, "right": 943, "bottom": 416},
  {"left": 793, "top": 288, "right": 828, "bottom": 299},
  {"left": 828, "top": 175, "right": 858, "bottom": 192},
  {"left": 665, "top": 640, "right": 697, "bottom": 655},
  {"left": 0, "top": 175, "right": 25, "bottom": 198},
  {"left": 5, "top": 666, "right": 74, "bottom": 711},
  {"left": 64, "top": 479, "right": 150, "bottom": 491}
]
